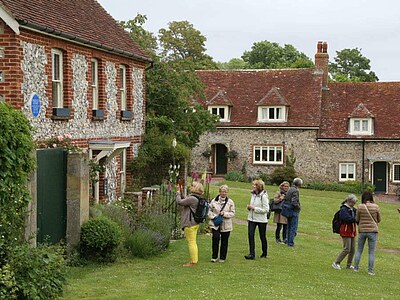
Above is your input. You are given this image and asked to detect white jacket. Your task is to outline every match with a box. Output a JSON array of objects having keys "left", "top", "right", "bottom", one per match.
[
  {"left": 208, "top": 196, "right": 235, "bottom": 232},
  {"left": 247, "top": 190, "right": 269, "bottom": 223}
]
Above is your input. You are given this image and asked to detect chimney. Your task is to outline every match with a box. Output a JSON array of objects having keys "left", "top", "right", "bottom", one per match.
[{"left": 315, "top": 41, "right": 329, "bottom": 89}]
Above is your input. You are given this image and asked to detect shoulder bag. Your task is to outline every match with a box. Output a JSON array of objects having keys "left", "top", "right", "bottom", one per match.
[{"left": 213, "top": 199, "right": 228, "bottom": 226}]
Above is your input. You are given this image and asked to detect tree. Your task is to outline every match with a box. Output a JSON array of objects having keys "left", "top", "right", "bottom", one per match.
[
  {"left": 158, "top": 20, "right": 218, "bottom": 69},
  {"left": 217, "top": 58, "right": 250, "bottom": 70},
  {"left": 241, "top": 41, "right": 314, "bottom": 69},
  {"left": 121, "top": 16, "right": 218, "bottom": 186},
  {"left": 329, "top": 48, "right": 378, "bottom": 82}
]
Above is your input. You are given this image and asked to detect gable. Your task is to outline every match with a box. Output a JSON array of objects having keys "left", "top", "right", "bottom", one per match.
[
  {"left": 207, "top": 90, "right": 233, "bottom": 106},
  {"left": 257, "top": 87, "right": 289, "bottom": 106},
  {"left": 349, "top": 103, "right": 374, "bottom": 118}
]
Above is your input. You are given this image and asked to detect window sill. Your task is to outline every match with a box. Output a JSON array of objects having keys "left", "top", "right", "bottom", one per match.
[
  {"left": 120, "top": 110, "right": 132, "bottom": 120},
  {"left": 52, "top": 108, "right": 70, "bottom": 120},
  {"left": 92, "top": 109, "right": 105, "bottom": 120},
  {"left": 252, "top": 162, "right": 284, "bottom": 166}
]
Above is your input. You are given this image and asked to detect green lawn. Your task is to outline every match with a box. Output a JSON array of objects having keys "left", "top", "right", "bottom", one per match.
[{"left": 63, "top": 181, "right": 400, "bottom": 299}]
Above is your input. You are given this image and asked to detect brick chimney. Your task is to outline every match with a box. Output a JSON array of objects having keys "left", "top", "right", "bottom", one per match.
[{"left": 315, "top": 41, "right": 329, "bottom": 89}]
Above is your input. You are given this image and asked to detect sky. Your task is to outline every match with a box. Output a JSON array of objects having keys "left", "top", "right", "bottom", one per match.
[{"left": 97, "top": 0, "right": 400, "bottom": 81}]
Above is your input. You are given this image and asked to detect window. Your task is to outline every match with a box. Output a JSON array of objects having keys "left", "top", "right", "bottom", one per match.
[
  {"left": 349, "top": 118, "right": 373, "bottom": 135},
  {"left": 253, "top": 146, "right": 283, "bottom": 164},
  {"left": 393, "top": 164, "right": 400, "bottom": 182},
  {"left": 258, "top": 106, "right": 286, "bottom": 122},
  {"left": 91, "top": 59, "right": 99, "bottom": 110},
  {"left": 339, "top": 163, "right": 356, "bottom": 181},
  {"left": 119, "top": 65, "right": 127, "bottom": 111},
  {"left": 208, "top": 106, "right": 230, "bottom": 122},
  {"left": 52, "top": 49, "right": 63, "bottom": 108}
]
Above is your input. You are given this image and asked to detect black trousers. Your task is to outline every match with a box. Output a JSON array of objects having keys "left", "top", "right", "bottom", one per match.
[
  {"left": 247, "top": 221, "right": 268, "bottom": 256},
  {"left": 275, "top": 223, "right": 288, "bottom": 241},
  {"left": 212, "top": 228, "right": 231, "bottom": 260}
]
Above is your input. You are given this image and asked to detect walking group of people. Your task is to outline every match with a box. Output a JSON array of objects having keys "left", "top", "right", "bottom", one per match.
[
  {"left": 332, "top": 191, "right": 381, "bottom": 275},
  {"left": 176, "top": 178, "right": 381, "bottom": 275},
  {"left": 176, "top": 177, "right": 304, "bottom": 266}
]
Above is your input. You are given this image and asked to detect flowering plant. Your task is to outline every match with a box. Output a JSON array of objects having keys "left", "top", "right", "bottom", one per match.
[{"left": 37, "top": 133, "right": 80, "bottom": 152}]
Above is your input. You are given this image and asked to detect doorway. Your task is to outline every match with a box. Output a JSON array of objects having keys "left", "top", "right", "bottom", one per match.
[
  {"left": 215, "top": 144, "right": 227, "bottom": 175},
  {"left": 373, "top": 162, "right": 387, "bottom": 193}
]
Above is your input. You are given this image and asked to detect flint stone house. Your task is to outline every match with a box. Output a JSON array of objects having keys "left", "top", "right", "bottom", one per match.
[
  {"left": 192, "top": 42, "right": 400, "bottom": 195},
  {"left": 0, "top": 0, "right": 151, "bottom": 202}
]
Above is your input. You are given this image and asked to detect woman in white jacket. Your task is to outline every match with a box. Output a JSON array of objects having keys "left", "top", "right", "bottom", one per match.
[
  {"left": 245, "top": 179, "right": 270, "bottom": 260},
  {"left": 208, "top": 185, "right": 235, "bottom": 262}
]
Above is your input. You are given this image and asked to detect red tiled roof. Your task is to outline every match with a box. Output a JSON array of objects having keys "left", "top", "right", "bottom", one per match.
[
  {"left": 196, "top": 69, "right": 323, "bottom": 127},
  {"left": 257, "top": 87, "right": 289, "bottom": 106},
  {"left": 0, "top": 0, "right": 150, "bottom": 62},
  {"left": 320, "top": 82, "right": 400, "bottom": 139},
  {"left": 207, "top": 90, "right": 233, "bottom": 106}
]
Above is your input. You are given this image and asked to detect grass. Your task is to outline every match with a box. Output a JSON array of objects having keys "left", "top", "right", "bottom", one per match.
[{"left": 62, "top": 180, "right": 400, "bottom": 299}]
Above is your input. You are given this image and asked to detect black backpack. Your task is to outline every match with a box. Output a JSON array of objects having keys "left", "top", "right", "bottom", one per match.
[
  {"left": 190, "top": 195, "right": 210, "bottom": 223},
  {"left": 332, "top": 209, "right": 341, "bottom": 234}
]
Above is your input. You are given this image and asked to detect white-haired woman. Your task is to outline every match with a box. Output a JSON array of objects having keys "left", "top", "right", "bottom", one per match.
[
  {"left": 332, "top": 194, "right": 357, "bottom": 270},
  {"left": 208, "top": 184, "right": 235, "bottom": 262}
]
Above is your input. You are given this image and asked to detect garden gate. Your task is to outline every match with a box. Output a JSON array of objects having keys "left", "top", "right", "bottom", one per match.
[{"left": 36, "top": 148, "right": 67, "bottom": 244}]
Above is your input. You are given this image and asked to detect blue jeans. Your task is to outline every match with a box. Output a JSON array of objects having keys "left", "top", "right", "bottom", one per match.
[
  {"left": 354, "top": 232, "right": 377, "bottom": 273},
  {"left": 286, "top": 211, "right": 299, "bottom": 246}
]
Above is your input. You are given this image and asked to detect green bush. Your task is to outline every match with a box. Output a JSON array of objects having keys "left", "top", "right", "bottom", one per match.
[
  {"left": 0, "top": 103, "right": 35, "bottom": 265},
  {"left": 141, "top": 212, "right": 174, "bottom": 248},
  {"left": 224, "top": 171, "right": 245, "bottom": 182},
  {"left": 96, "top": 203, "right": 134, "bottom": 235},
  {"left": 80, "top": 217, "right": 123, "bottom": 262},
  {"left": 9, "top": 243, "right": 66, "bottom": 299},
  {"left": 0, "top": 263, "right": 17, "bottom": 299},
  {"left": 125, "top": 228, "right": 165, "bottom": 258},
  {"left": 270, "top": 166, "right": 297, "bottom": 186},
  {"left": 303, "top": 180, "right": 375, "bottom": 193}
]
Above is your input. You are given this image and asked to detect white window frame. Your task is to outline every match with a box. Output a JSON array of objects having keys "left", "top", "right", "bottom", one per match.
[
  {"left": 208, "top": 105, "right": 230, "bottom": 122},
  {"left": 91, "top": 58, "right": 99, "bottom": 110},
  {"left": 258, "top": 106, "right": 286, "bottom": 122},
  {"left": 51, "top": 49, "right": 63, "bottom": 108},
  {"left": 392, "top": 164, "right": 400, "bottom": 183},
  {"left": 119, "top": 65, "right": 127, "bottom": 111},
  {"left": 349, "top": 118, "right": 373, "bottom": 135},
  {"left": 120, "top": 149, "right": 127, "bottom": 193},
  {"left": 253, "top": 145, "right": 284, "bottom": 165},
  {"left": 339, "top": 163, "right": 356, "bottom": 181}
]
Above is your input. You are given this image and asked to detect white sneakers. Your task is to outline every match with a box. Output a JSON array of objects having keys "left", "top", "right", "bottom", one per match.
[{"left": 332, "top": 262, "right": 341, "bottom": 270}]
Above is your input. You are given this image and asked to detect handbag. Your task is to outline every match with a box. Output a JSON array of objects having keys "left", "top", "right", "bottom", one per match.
[
  {"left": 269, "top": 198, "right": 284, "bottom": 212},
  {"left": 281, "top": 202, "right": 294, "bottom": 218},
  {"left": 213, "top": 199, "right": 228, "bottom": 226}
]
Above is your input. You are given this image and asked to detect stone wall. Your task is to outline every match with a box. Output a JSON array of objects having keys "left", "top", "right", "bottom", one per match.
[{"left": 192, "top": 128, "right": 400, "bottom": 193}]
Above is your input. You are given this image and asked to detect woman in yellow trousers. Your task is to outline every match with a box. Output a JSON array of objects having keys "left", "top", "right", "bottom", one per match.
[{"left": 176, "top": 181, "right": 204, "bottom": 266}]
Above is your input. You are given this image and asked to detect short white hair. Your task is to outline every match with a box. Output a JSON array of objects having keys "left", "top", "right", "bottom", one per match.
[{"left": 293, "top": 178, "right": 303, "bottom": 187}]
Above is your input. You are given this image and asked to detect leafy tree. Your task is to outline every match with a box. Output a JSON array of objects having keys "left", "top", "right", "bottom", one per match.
[
  {"left": 329, "top": 48, "right": 378, "bottom": 82},
  {"left": 120, "top": 14, "right": 157, "bottom": 57},
  {"left": 121, "top": 16, "right": 218, "bottom": 186},
  {"left": 158, "top": 20, "right": 218, "bottom": 69},
  {"left": 217, "top": 58, "right": 250, "bottom": 69},
  {"left": 241, "top": 41, "right": 314, "bottom": 69}
]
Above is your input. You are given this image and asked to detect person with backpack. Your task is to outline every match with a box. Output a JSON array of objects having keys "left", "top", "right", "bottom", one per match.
[
  {"left": 208, "top": 184, "right": 236, "bottom": 263},
  {"left": 282, "top": 178, "right": 303, "bottom": 247},
  {"left": 332, "top": 194, "right": 357, "bottom": 270},
  {"left": 244, "top": 179, "right": 270, "bottom": 260},
  {"left": 176, "top": 181, "right": 206, "bottom": 267},
  {"left": 272, "top": 181, "right": 290, "bottom": 244},
  {"left": 353, "top": 191, "right": 381, "bottom": 275}
]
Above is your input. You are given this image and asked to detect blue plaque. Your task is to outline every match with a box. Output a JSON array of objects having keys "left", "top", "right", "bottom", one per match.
[{"left": 30, "top": 93, "right": 41, "bottom": 117}]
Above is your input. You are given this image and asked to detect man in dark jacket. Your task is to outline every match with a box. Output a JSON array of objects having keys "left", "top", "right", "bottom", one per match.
[{"left": 284, "top": 178, "right": 303, "bottom": 247}]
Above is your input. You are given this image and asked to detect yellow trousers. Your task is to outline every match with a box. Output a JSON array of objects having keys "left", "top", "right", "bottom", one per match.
[{"left": 184, "top": 225, "right": 199, "bottom": 263}]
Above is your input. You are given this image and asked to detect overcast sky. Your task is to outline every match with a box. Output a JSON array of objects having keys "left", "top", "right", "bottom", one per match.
[{"left": 98, "top": 0, "right": 400, "bottom": 81}]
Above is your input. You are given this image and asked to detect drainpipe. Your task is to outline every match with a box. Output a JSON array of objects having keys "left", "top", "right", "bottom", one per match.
[{"left": 362, "top": 139, "right": 365, "bottom": 192}]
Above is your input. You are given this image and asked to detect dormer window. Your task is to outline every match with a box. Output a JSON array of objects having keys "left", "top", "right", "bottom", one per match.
[
  {"left": 349, "top": 118, "right": 373, "bottom": 135},
  {"left": 258, "top": 106, "right": 286, "bottom": 122},
  {"left": 208, "top": 105, "right": 230, "bottom": 122}
]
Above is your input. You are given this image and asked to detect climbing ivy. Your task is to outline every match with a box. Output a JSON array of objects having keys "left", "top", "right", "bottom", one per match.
[{"left": 0, "top": 103, "right": 35, "bottom": 266}]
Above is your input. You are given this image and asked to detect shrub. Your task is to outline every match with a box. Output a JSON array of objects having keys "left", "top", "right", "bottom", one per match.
[
  {"left": 0, "top": 263, "right": 17, "bottom": 299},
  {"left": 224, "top": 171, "right": 245, "bottom": 182},
  {"left": 80, "top": 217, "right": 123, "bottom": 262},
  {"left": 141, "top": 212, "right": 174, "bottom": 249},
  {"left": 10, "top": 243, "right": 66, "bottom": 299},
  {"left": 303, "top": 180, "right": 375, "bottom": 193},
  {"left": 270, "top": 166, "right": 297, "bottom": 186},
  {"left": 125, "top": 228, "right": 165, "bottom": 258},
  {"left": 97, "top": 203, "right": 134, "bottom": 235},
  {"left": 0, "top": 103, "right": 35, "bottom": 265}
]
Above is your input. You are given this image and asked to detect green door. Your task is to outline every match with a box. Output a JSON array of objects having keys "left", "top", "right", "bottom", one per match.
[
  {"left": 373, "top": 162, "right": 387, "bottom": 193},
  {"left": 215, "top": 144, "right": 227, "bottom": 174},
  {"left": 37, "top": 148, "right": 67, "bottom": 244}
]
